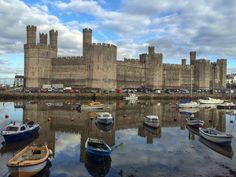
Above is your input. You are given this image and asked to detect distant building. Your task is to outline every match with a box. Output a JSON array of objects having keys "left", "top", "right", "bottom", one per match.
[
  {"left": 226, "top": 74, "right": 236, "bottom": 84},
  {"left": 14, "top": 75, "right": 24, "bottom": 87},
  {"left": 24, "top": 25, "right": 227, "bottom": 89}
]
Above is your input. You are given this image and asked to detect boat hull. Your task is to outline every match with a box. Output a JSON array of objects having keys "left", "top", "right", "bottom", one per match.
[
  {"left": 143, "top": 121, "right": 160, "bottom": 128},
  {"left": 199, "top": 100, "right": 224, "bottom": 104},
  {"left": 199, "top": 129, "right": 232, "bottom": 145},
  {"left": 2, "top": 126, "right": 40, "bottom": 144},
  {"left": 8, "top": 160, "right": 48, "bottom": 177},
  {"left": 217, "top": 104, "right": 236, "bottom": 109},
  {"left": 81, "top": 106, "right": 104, "bottom": 110}
]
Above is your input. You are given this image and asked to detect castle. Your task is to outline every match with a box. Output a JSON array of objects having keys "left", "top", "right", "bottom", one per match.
[{"left": 24, "top": 25, "right": 227, "bottom": 90}]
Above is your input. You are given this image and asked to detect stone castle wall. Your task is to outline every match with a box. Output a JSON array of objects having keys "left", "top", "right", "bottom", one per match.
[{"left": 24, "top": 25, "right": 227, "bottom": 89}]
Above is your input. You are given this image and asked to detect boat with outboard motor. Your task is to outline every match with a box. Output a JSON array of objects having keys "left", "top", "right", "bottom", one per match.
[
  {"left": 199, "top": 128, "right": 233, "bottom": 145},
  {"left": 1, "top": 121, "right": 40, "bottom": 144},
  {"left": 95, "top": 112, "right": 113, "bottom": 125}
]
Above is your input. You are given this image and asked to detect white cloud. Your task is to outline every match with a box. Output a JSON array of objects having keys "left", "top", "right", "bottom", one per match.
[
  {"left": 55, "top": 0, "right": 236, "bottom": 63},
  {"left": 0, "top": 0, "right": 83, "bottom": 57}
]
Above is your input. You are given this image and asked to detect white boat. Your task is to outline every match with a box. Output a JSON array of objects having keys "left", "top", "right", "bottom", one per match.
[
  {"left": 199, "top": 97, "right": 224, "bottom": 104},
  {"left": 217, "top": 102, "right": 236, "bottom": 110},
  {"left": 7, "top": 145, "right": 50, "bottom": 177},
  {"left": 177, "top": 99, "right": 199, "bottom": 108},
  {"left": 124, "top": 93, "right": 138, "bottom": 100},
  {"left": 96, "top": 112, "right": 113, "bottom": 125},
  {"left": 143, "top": 115, "right": 160, "bottom": 128},
  {"left": 186, "top": 116, "right": 204, "bottom": 127},
  {"left": 199, "top": 128, "right": 233, "bottom": 145}
]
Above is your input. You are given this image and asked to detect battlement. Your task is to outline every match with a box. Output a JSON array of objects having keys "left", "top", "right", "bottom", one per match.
[
  {"left": 195, "top": 59, "right": 210, "bottom": 64},
  {"left": 39, "top": 33, "right": 47, "bottom": 45},
  {"left": 52, "top": 56, "right": 85, "bottom": 65},
  {"left": 27, "top": 25, "right": 37, "bottom": 30},
  {"left": 83, "top": 28, "right": 92, "bottom": 32},
  {"left": 90, "top": 43, "right": 116, "bottom": 48}
]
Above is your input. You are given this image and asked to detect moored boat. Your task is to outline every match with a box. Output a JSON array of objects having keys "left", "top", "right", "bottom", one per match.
[
  {"left": 143, "top": 115, "right": 160, "bottom": 128},
  {"left": 124, "top": 93, "right": 138, "bottom": 100},
  {"left": 177, "top": 99, "right": 199, "bottom": 108},
  {"left": 186, "top": 116, "right": 204, "bottom": 127},
  {"left": 217, "top": 102, "right": 236, "bottom": 110},
  {"left": 95, "top": 112, "right": 113, "bottom": 125},
  {"left": 85, "top": 138, "right": 112, "bottom": 157},
  {"left": 7, "top": 145, "right": 50, "bottom": 177},
  {"left": 1, "top": 122, "right": 40, "bottom": 144},
  {"left": 77, "top": 101, "right": 104, "bottom": 111},
  {"left": 199, "top": 128, "right": 233, "bottom": 145},
  {"left": 198, "top": 97, "right": 224, "bottom": 104}
]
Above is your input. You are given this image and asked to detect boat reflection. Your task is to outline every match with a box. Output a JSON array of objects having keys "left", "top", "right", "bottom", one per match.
[
  {"left": 85, "top": 153, "right": 111, "bottom": 177},
  {"left": 199, "top": 137, "right": 234, "bottom": 159},
  {"left": 95, "top": 122, "right": 113, "bottom": 132},
  {"left": 186, "top": 125, "right": 200, "bottom": 140},
  {"left": 179, "top": 108, "right": 200, "bottom": 115},
  {"left": 1, "top": 133, "right": 39, "bottom": 154}
]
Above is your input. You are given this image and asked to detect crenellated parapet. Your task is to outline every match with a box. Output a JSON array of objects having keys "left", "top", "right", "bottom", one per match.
[{"left": 53, "top": 56, "right": 85, "bottom": 65}]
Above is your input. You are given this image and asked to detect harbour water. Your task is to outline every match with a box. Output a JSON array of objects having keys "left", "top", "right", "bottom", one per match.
[{"left": 0, "top": 99, "right": 236, "bottom": 177}]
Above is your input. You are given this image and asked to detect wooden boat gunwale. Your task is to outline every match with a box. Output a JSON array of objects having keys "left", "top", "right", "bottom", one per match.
[
  {"left": 199, "top": 128, "right": 233, "bottom": 138},
  {"left": 7, "top": 145, "right": 49, "bottom": 167}
]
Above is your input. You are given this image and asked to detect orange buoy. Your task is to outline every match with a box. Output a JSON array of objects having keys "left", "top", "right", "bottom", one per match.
[{"left": 48, "top": 117, "right": 52, "bottom": 121}]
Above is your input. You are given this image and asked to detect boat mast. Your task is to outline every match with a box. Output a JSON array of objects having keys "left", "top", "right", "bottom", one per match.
[{"left": 190, "top": 66, "right": 192, "bottom": 98}]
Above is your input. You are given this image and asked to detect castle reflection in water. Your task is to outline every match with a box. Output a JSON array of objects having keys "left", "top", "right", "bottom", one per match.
[{"left": 11, "top": 99, "right": 226, "bottom": 163}]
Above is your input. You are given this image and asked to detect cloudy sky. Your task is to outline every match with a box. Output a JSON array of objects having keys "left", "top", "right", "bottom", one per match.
[{"left": 0, "top": 0, "right": 236, "bottom": 79}]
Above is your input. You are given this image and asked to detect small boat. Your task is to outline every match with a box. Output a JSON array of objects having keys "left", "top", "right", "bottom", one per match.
[
  {"left": 186, "top": 116, "right": 204, "bottom": 127},
  {"left": 143, "top": 115, "right": 160, "bottom": 128},
  {"left": 7, "top": 145, "right": 50, "bottom": 177},
  {"left": 124, "top": 93, "right": 138, "bottom": 100},
  {"left": 96, "top": 112, "right": 113, "bottom": 125},
  {"left": 217, "top": 102, "right": 236, "bottom": 110},
  {"left": 77, "top": 101, "right": 104, "bottom": 111},
  {"left": 198, "top": 97, "right": 224, "bottom": 104},
  {"left": 85, "top": 138, "right": 112, "bottom": 157},
  {"left": 199, "top": 137, "right": 233, "bottom": 159},
  {"left": 199, "top": 128, "right": 233, "bottom": 145},
  {"left": 177, "top": 99, "right": 199, "bottom": 108},
  {"left": 1, "top": 122, "right": 40, "bottom": 144}
]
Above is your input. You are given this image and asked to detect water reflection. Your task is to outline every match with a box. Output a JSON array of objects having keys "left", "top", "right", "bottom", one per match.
[
  {"left": 0, "top": 100, "right": 235, "bottom": 176},
  {"left": 85, "top": 154, "right": 111, "bottom": 177},
  {"left": 199, "top": 137, "right": 234, "bottom": 159}
]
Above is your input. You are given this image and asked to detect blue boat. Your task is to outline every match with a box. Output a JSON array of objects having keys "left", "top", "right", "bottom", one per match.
[
  {"left": 0, "top": 121, "right": 40, "bottom": 144},
  {"left": 85, "top": 138, "right": 112, "bottom": 157}
]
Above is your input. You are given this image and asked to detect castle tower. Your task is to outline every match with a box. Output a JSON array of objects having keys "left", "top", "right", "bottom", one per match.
[
  {"left": 26, "top": 25, "right": 36, "bottom": 45},
  {"left": 49, "top": 29, "right": 58, "bottom": 50},
  {"left": 148, "top": 46, "right": 155, "bottom": 55},
  {"left": 39, "top": 33, "right": 47, "bottom": 46},
  {"left": 83, "top": 28, "right": 92, "bottom": 57},
  {"left": 190, "top": 51, "right": 196, "bottom": 65}
]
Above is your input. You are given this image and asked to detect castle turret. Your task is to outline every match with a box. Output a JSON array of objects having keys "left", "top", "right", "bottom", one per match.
[
  {"left": 148, "top": 46, "right": 155, "bottom": 55},
  {"left": 39, "top": 33, "right": 47, "bottom": 46},
  {"left": 182, "top": 58, "right": 186, "bottom": 65},
  {"left": 49, "top": 29, "right": 58, "bottom": 50},
  {"left": 190, "top": 51, "right": 196, "bottom": 65},
  {"left": 83, "top": 28, "right": 92, "bottom": 57},
  {"left": 26, "top": 25, "right": 36, "bottom": 45}
]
